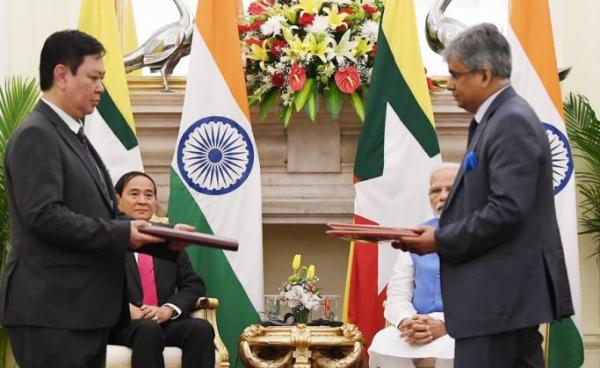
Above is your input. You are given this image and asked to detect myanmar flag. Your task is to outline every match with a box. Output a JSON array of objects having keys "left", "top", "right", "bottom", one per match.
[
  {"left": 168, "top": 0, "right": 263, "bottom": 366},
  {"left": 79, "top": 0, "right": 143, "bottom": 182},
  {"left": 508, "top": 1, "right": 584, "bottom": 366},
  {"left": 344, "top": 0, "right": 441, "bottom": 347}
]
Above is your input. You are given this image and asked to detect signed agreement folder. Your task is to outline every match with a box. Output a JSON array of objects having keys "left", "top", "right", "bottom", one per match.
[
  {"left": 326, "top": 223, "right": 421, "bottom": 243},
  {"left": 140, "top": 226, "right": 239, "bottom": 251}
]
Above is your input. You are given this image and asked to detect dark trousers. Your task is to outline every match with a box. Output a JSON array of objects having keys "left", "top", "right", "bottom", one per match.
[
  {"left": 455, "top": 326, "right": 544, "bottom": 368},
  {"left": 110, "top": 318, "right": 215, "bottom": 368},
  {"left": 6, "top": 325, "right": 108, "bottom": 368}
]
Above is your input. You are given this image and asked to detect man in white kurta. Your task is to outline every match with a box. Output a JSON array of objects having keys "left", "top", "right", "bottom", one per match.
[{"left": 369, "top": 164, "right": 459, "bottom": 368}]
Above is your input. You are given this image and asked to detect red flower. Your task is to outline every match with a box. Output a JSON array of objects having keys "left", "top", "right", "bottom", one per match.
[
  {"left": 362, "top": 3, "right": 377, "bottom": 15},
  {"left": 238, "top": 19, "right": 264, "bottom": 33},
  {"left": 245, "top": 38, "right": 264, "bottom": 47},
  {"left": 339, "top": 7, "right": 353, "bottom": 15},
  {"left": 271, "top": 72, "right": 285, "bottom": 87},
  {"left": 248, "top": 0, "right": 274, "bottom": 16},
  {"left": 298, "top": 12, "right": 315, "bottom": 26},
  {"left": 335, "top": 23, "right": 348, "bottom": 32},
  {"left": 269, "top": 40, "right": 286, "bottom": 58},
  {"left": 290, "top": 63, "right": 307, "bottom": 91},
  {"left": 238, "top": 24, "right": 251, "bottom": 33},
  {"left": 334, "top": 66, "right": 361, "bottom": 94}
]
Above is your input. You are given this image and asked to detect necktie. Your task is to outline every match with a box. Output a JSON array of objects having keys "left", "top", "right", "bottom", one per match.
[
  {"left": 467, "top": 118, "right": 478, "bottom": 145},
  {"left": 76, "top": 127, "right": 110, "bottom": 199},
  {"left": 77, "top": 127, "right": 94, "bottom": 161},
  {"left": 138, "top": 253, "right": 159, "bottom": 306}
]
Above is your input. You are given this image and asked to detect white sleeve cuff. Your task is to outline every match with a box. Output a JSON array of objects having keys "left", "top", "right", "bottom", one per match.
[{"left": 164, "top": 303, "right": 182, "bottom": 319}]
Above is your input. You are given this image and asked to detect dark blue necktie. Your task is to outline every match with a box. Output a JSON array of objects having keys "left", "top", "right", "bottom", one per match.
[
  {"left": 467, "top": 118, "right": 478, "bottom": 145},
  {"left": 77, "top": 127, "right": 94, "bottom": 160}
]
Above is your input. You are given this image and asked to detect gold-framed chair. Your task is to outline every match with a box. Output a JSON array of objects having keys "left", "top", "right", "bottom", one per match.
[{"left": 106, "top": 297, "right": 229, "bottom": 368}]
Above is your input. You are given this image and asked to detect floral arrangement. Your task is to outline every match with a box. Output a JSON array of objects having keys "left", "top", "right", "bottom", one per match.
[
  {"left": 239, "top": 0, "right": 384, "bottom": 127},
  {"left": 279, "top": 254, "right": 321, "bottom": 322}
]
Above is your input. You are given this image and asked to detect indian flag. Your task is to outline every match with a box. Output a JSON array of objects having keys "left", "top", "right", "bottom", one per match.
[
  {"left": 508, "top": 1, "right": 584, "bottom": 367},
  {"left": 167, "top": 0, "right": 263, "bottom": 366},
  {"left": 343, "top": 0, "right": 441, "bottom": 346},
  {"left": 79, "top": 0, "right": 143, "bottom": 182}
]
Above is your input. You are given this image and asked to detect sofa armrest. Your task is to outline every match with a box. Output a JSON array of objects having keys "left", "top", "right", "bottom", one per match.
[{"left": 192, "top": 297, "right": 229, "bottom": 368}]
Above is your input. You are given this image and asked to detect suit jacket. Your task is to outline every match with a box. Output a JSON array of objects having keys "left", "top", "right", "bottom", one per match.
[
  {"left": 435, "top": 87, "right": 574, "bottom": 339},
  {"left": 0, "top": 100, "right": 171, "bottom": 331},
  {"left": 125, "top": 251, "right": 205, "bottom": 319}
]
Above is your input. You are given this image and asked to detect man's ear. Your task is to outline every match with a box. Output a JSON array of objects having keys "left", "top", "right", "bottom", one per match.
[
  {"left": 480, "top": 68, "right": 493, "bottom": 87},
  {"left": 53, "top": 64, "right": 69, "bottom": 89},
  {"left": 116, "top": 194, "right": 122, "bottom": 211}
]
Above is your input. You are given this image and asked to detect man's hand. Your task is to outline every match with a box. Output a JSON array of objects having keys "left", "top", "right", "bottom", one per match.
[
  {"left": 394, "top": 226, "right": 438, "bottom": 255},
  {"left": 168, "top": 224, "right": 196, "bottom": 251},
  {"left": 129, "top": 220, "right": 163, "bottom": 250},
  {"left": 140, "top": 304, "right": 174, "bottom": 324},
  {"left": 129, "top": 303, "right": 144, "bottom": 320},
  {"left": 399, "top": 314, "right": 447, "bottom": 345}
]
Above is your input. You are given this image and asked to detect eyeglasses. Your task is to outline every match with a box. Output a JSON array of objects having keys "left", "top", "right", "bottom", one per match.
[{"left": 448, "top": 69, "right": 479, "bottom": 81}]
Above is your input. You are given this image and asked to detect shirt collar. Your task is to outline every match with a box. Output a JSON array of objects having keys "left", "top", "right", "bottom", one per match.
[
  {"left": 41, "top": 97, "right": 83, "bottom": 134},
  {"left": 473, "top": 85, "right": 510, "bottom": 124}
]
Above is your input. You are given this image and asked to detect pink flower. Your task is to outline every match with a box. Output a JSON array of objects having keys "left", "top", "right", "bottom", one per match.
[
  {"left": 335, "top": 66, "right": 361, "bottom": 94},
  {"left": 290, "top": 63, "right": 307, "bottom": 91},
  {"left": 298, "top": 12, "right": 315, "bottom": 26},
  {"left": 269, "top": 40, "right": 286, "bottom": 58}
]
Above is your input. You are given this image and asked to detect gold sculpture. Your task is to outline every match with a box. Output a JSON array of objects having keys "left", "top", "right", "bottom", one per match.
[{"left": 239, "top": 323, "right": 364, "bottom": 368}]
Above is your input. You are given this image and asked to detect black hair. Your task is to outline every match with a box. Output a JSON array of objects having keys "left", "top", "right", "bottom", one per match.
[
  {"left": 114, "top": 171, "right": 158, "bottom": 196},
  {"left": 39, "top": 30, "right": 105, "bottom": 91}
]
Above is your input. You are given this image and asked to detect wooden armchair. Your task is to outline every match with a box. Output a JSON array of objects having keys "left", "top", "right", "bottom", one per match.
[{"left": 106, "top": 297, "right": 229, "bottom": 368}]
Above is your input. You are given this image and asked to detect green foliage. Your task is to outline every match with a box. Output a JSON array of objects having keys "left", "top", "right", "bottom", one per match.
[
  {"left": 564, "top": 93, "right": 600, "bottom": 257},
  {"left": 0, "top": 75, "right": 40, "bottom": 366},
  {"left": 323, "top": 81, "right": 343, "bottom": 121},
  {"left": 259, "top": 89, "right": 279, "bottom": 122},
  {"left": 350, "top": 91, "right": 365, "bottom": 122},
  {"left": 294, "top": 79, "right": 315, "bottom": 112}
]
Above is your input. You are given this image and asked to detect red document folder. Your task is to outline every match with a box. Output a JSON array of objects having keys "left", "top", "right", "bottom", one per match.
[
  {"left": 140, "top": 226, "right": 239, "bottom": 251},
  {"left": 326, "top": 223, "right": 421, "bottom": 243}
]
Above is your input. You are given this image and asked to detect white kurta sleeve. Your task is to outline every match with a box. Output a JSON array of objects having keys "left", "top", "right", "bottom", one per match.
[{"left": 384, "top": 251, "right": 417, "bottom": 328}]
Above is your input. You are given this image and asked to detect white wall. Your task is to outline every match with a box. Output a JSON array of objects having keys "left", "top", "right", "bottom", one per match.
[
  {"left": 5, "top": 0, "right": 80, "bottom": 80},
  {"left": 0, "top": 0, "right": 8, "bottom": 82}
]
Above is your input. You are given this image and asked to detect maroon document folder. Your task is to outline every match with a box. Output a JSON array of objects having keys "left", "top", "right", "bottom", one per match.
[
  {"left": 140, "top": 226, "right": 239, "bottom": 251},
  {"left": 326, "top": 223, "right": 421, "bottom": 243}
]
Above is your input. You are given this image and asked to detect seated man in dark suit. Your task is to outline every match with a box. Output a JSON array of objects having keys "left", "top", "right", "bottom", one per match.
[{"left": 110, "top": 171, "right": 215, "bottom": 368}]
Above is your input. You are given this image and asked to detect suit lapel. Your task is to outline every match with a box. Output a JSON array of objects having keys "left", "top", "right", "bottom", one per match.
[
  {"left": 153, "top": 257, "right": 161, "bottom": 302},
  {"left": 443, "top": 87, "right": 517, "bottom": 212},
  {"left": 126, "top": 253, "right": 142, "bottom": 293},
  {"left": 37, "top": 102, "right": 114, "bottom": 211}
]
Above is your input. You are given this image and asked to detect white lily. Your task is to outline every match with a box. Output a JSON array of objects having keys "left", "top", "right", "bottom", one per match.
[
  {"left": 328, "top": 29, "right": 358, "bottom": 64},
  {"left": 306, "top": 15, "right": 330, "bottom": 34}
]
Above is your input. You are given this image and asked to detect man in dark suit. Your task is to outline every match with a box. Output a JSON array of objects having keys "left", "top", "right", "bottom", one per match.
[
  {"left": 398, "top": 24, "right": 574, "bottom": 367},
  {"left": 110, "top": 171, "right": 215, "bottom": 368},
  {"left": 0, "top": 30, "right": 180, "bottom": 367}
]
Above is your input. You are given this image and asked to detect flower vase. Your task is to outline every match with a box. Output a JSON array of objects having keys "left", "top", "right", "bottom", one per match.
[{"left": 292, "top": 306, "right": 310, "bottom": 324}]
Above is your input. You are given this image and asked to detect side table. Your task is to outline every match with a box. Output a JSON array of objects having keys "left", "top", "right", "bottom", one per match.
[{"left": 239, "top": 323, "right": 364, "bottom": 368}]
